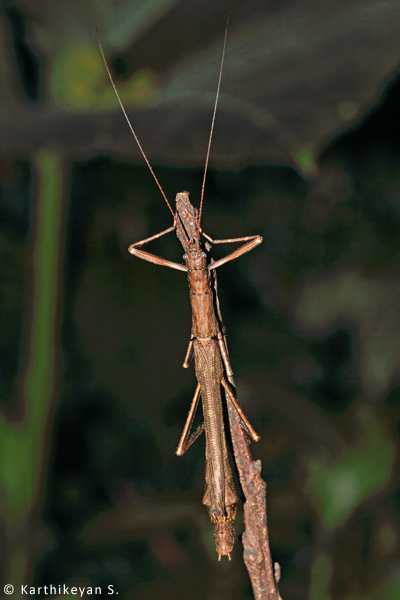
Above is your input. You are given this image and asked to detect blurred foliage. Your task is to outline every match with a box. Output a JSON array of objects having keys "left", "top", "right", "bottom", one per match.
[
  {"left": 306, "top": 408, "right": 395, "bottom": 530},
  {"left": 51, "top": 42, "right": 158, "bottom": 109},
  {"left": 1, "top": 1, "right": 400, "bottom": 600},
  {"left": 4, "top": 0, "right": 400, "bottom": 167}
]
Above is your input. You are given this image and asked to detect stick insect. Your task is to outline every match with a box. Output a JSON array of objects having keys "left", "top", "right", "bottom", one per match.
[{"left": 97, "top": 21, "right": 262, "bottom": 560}]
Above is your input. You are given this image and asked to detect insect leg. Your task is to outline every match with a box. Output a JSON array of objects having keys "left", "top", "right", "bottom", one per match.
[
  {"left": 176, "top": 383, "right": 204, "bottom": 456},
  {"left": 207, "top": 235, "right": 263, "bottom": 271},
  {"left": 128, "top": 225, "right": 187, "bottom": 272},
  {"left": 130, "top": 225, "right": 176, "bottom": 247},
  {"left": 183, "top": 339, "right": 194, "bottom": 368},
  {"left": 217, "top": 334, "right": 233, "bottom": 378},
  {"left": 221, "top": 378, "right": 260, "bottom": 442}
]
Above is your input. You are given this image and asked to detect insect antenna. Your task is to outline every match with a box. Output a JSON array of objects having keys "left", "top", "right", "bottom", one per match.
[
  {"left": 198, "top": 17, "right": 229, "bottom": 227},
  {"left": 96, "top": 27, "right": 175, "bottom": 219}
]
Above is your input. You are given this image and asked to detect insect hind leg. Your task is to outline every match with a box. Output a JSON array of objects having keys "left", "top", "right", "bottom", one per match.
[{"left": 221, "top": 378, "right": 260, "bottom": 442}]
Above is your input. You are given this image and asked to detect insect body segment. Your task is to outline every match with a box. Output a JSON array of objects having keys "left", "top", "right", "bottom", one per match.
[
  {"left": 176, "top": 191, "right": 200, "bottom": 249},
  {"left": 193, "top": 336, "right": 238, "bottom": 559}
]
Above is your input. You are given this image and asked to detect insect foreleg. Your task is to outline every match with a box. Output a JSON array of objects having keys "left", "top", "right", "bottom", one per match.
[
  {"left": 130, "top": 225, "right": 176, "bottom": 247},
  {"left": 128, "top": 225, "right": 187, "bottom": 271},
  {"left": 205, "top": 234, "right": 263, "bottom": 271}
]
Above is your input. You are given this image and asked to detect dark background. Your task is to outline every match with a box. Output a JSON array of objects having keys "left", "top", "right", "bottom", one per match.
[{"left": 1, "top": 1, "right": 400, "bottom": 599}]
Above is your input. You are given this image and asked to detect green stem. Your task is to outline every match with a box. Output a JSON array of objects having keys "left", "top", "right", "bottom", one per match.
[{"left": 0, "top": 150, "right": 64, "bottom": 585}]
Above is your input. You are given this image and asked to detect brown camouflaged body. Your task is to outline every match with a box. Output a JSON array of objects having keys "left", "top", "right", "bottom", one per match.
[{"left": 176, "top": 191, "right": 238, "bottom": 557}]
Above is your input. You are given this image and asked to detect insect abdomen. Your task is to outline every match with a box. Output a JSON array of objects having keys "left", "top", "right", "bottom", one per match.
[{"left": 193, "top": 338, "right": 238, "bottom": 555}]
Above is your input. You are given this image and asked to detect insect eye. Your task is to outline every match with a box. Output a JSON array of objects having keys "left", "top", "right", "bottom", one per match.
[
  {"left": 183, "top": 254, "right": 187, "bottom": 260},
  {"left": 202, "top": 253, "right": 207, "bottom": 258}
]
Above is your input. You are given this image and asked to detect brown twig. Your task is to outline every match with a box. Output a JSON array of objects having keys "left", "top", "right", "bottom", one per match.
[{"left": 224, "top": 378, "right": 282, "bottom": 600}]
